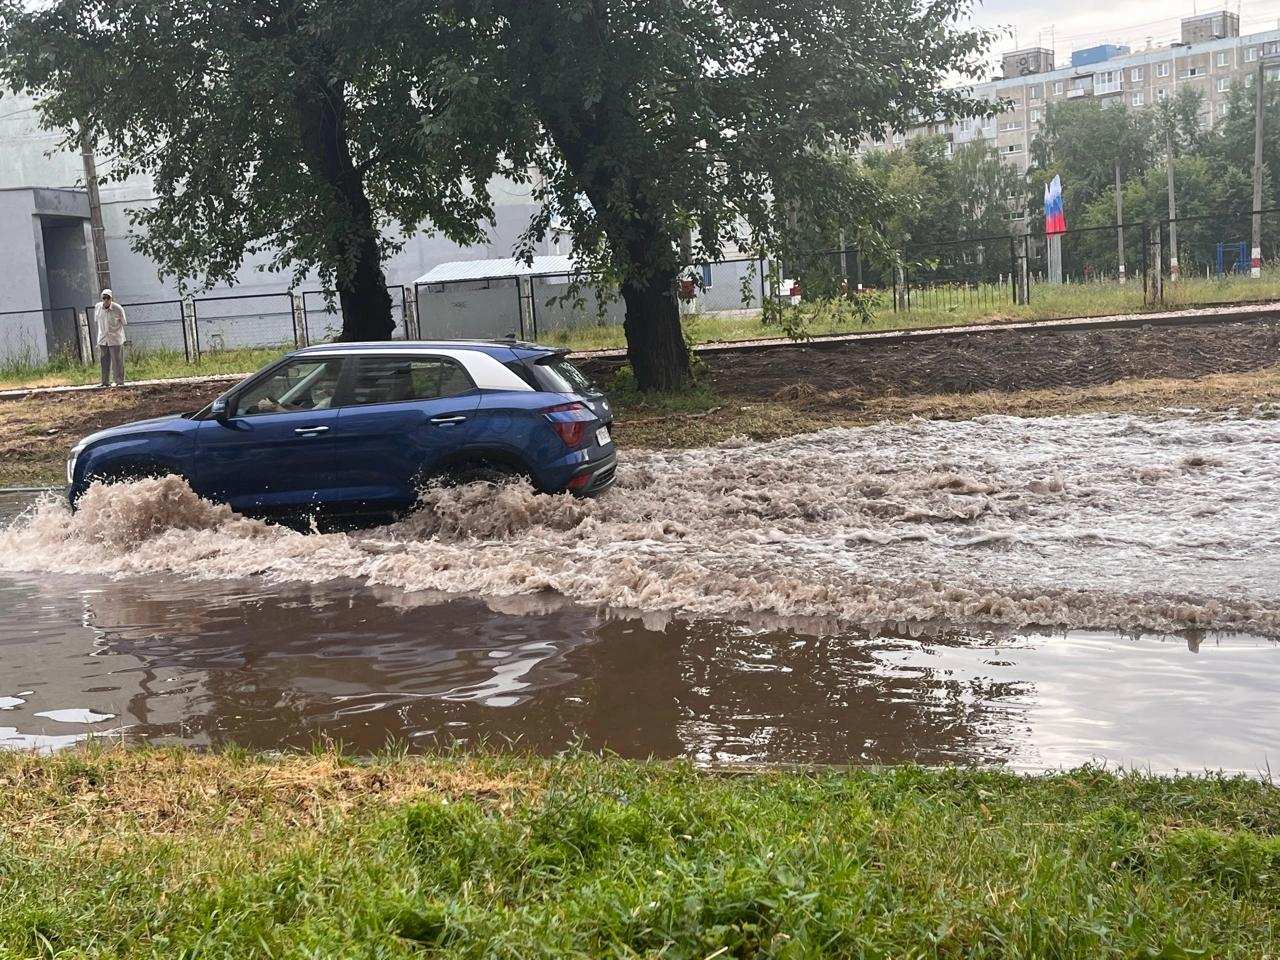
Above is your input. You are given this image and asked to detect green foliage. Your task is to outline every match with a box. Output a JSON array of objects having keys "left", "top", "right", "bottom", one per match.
[
  {"left": 501, "top": 0, "right": 995, "bottom": 281},
  {"left": 1027, "top": 97, "right": 1158, "bottom": 229},
  {"left": 494, "top": 0, "right": 995, "bottom": 388},
  {"left": 0, "top": 0, "right": 523, "bottom": 299},
  {"left": 764, "top": 294, "right": 874, "bottom": 341}
]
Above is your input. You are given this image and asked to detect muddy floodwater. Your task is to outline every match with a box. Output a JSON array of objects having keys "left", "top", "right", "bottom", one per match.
[
  {"left": 1, "top": 568, "right": 1276, "bottom": 772},
  {"left": 2, "top": 410, "right": 1279, "bottom": 772}
]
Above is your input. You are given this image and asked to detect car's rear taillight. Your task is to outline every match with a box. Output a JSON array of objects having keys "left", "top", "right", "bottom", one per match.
[{"left": 543, "top": 402, "right": 594, "bottom": 448}]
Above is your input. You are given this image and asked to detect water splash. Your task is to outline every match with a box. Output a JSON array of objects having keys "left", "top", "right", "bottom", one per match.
[{"left": 4, "top": 412, "right": 1279, "bottom": 636}]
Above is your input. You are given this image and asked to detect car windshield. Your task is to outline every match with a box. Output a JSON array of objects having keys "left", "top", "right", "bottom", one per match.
[{"left": 535, "top": 355, "right": 596, "bottom": 394}]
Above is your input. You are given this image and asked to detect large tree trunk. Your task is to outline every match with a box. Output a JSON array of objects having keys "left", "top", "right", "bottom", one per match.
[
  {"left": 296, "top": 78, "right": 394, "bottom": 342},
  {"left": 620, "top": 267, "right": 692, "bottom": 391},
  {"left": 336, "top": 229, "right": 394, "bottom": 342}
]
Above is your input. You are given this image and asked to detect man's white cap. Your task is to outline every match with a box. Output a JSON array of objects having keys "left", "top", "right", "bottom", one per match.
[{"left": 101, "top": 289, "right": 113, "bottom": 298}]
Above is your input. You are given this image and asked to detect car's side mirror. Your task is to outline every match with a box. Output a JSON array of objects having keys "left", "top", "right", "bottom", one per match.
[{"left": 210, "top": 398, "right": 230, "bottom": 421}]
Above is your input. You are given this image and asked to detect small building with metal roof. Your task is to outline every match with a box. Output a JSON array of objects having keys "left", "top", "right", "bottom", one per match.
[{"left": 413, "top": 256, "right": 626, "bottom": 341}]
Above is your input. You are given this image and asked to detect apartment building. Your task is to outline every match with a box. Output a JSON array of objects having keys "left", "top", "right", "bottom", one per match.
[{"left": 868, "top": 11, "right": 1277, "bottom": 177}]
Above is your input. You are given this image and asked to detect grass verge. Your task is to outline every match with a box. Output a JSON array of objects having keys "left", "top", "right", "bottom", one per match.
[
  {"left": 2, "top": 746, "right": 1278, "bottom": 958},
  {"left": 0, "top": 345, "right": 285, "bottom": 391},
  {"left": 6, "top": 272, "right": 1280, "bottom": 391}
]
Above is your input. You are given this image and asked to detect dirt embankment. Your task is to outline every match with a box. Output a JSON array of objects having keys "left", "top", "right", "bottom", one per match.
[
  {"left": 4, "top": 320, "right": 1280, "bottom": 485},
  {"left": 0, "top": 381, "right": 235, "bottom": 486},
  {"left": 585, "top": 317, "right": 1280, "bottom": 402}
]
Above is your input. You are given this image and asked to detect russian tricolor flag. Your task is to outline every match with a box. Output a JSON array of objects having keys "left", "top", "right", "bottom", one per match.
[{"left": 1044, "top": 174, "right": 1066, "bottom": 235}]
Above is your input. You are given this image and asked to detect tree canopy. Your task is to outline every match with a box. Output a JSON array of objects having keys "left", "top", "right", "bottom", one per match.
[
  {"left": 0, "top": 0, "right": 525, "bottom": 339},
  {"left": 495, "top": 0, "right": 994, "bottom": 389}
]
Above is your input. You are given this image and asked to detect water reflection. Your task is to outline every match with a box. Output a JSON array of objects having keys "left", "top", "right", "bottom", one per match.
[{"left": 0, "top": 571, "right": 1276, "bottom": 773}]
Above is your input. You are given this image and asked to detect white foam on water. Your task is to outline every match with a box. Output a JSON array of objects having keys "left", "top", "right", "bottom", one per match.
[
  {"left": 32, "top": 708, "right": 116, "bottom": 724},
  {"left": 3, "top": 411, "right": 1279, "bottom": 636}
]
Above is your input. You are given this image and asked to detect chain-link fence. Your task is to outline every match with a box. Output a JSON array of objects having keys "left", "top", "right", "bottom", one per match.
[
  {"left": 302, "top": 287, "right": 413, "bottom": 344},
  {"left": 86, "top": 299, "right": 188, "bottom": 361},
  {"left": 1158, "top": 208, "right": 1280, "bottom": 308},
  {"left": 191, "top": 292, "right": 299, "bottom": 356},
  {"left": 0, "top": 307, "right": 81, "bottom": 368}
]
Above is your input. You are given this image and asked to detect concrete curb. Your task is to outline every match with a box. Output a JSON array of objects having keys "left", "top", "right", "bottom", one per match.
[{"left": 4, "top": 299, "right": 1279, "bottom": 401}]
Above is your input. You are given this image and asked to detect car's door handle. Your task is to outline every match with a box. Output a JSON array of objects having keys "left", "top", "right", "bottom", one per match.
[
  {"left": 294, "top": 425, "right": 329, "bottom": 435},
  {"left": 430, "top": 415, "right": 468, "bottom": 425}
]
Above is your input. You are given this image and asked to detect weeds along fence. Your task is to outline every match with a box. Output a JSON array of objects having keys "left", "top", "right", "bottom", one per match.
[
  {"left": 1157, "top": 207, "right": 1280, "bottom": 306},
  {"left": 0, "top": 307, "right": 82, "bottom": 368}
]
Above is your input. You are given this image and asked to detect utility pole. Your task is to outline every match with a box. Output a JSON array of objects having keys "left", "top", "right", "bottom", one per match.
[
  {"left": 1252, "top": 55, "right": 1266, "bottom": 278},
  {"left": 1115, "top": 161, "right": 1126, "bottom": 283},
  {"left": 1165, "top": 131, "right": 1179, "bottom": 282},
  {"left": 838, "top": 229, "right": 849, "bottom": 296},
  {"left": 79, "top": 125, "right": 112, "bottom": 294}
]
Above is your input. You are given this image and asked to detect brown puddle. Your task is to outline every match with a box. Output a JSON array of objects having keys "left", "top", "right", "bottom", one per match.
[{"left": 1, "top": 566, "right": 1276, "bottom": 773}]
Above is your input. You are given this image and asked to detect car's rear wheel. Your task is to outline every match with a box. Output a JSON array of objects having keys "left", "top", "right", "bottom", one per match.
[{"left": 450, "top": 462, "right": 525, "bottom": 487}]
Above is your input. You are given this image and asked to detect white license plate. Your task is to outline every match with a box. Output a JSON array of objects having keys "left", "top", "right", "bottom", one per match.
[{"left": 596, "top": 426, "right": 611, "bottom": 446}]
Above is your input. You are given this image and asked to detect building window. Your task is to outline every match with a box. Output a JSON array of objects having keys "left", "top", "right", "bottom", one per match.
[
  {"left": 1131, "top": 91, "right": 1144, "bottom": 106},
  {"left": 1030, "top": 108, "right": 1042, "bottom": 122},
  {"left": 1269, "top": 66, "right": 1280, "bottom": 82},
  {"left": 1131, "top": 67, "right": 1143, "bottom": 81},
  {"left": 1053, "top": 81, "right": 1064, "bottom": 94},
  {"left": 1000, "top": 120, "right": 1023, "bottom": 131},
  {"left": 1157, "top": 62, "right": 1171, "bottom": 78},
  {"left": 1216, "top": 51, "right": 1230, "bottom": 67},
  {"left": 959, "top": 118, "right": 971, "bottom": 133},
  {"left": 1247, "top": 47, "right": 1259, "bottom": 62},
  {"left": 1268, "top": 42, "right": 1279, "bottom": 54},
  {"left": 1218, "top": 76, "right": 1231, "bottom": 92},
  {"left": 1029, "top": 83, "right": 1043, "bottom": 99},
  {"left": 1179, "top": 66, "right": 1205, "bottom": 78},
  {"left": 1001, "top": 143, "right": 1024, "bottom": 155},
  {"left": 1157, "top": 86, "right": 1170, "bottom": 100}
]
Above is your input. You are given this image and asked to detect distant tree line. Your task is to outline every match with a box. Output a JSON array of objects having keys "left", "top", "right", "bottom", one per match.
[{"left": 866, "top": 81, "right": 1280, "bottom": 283}]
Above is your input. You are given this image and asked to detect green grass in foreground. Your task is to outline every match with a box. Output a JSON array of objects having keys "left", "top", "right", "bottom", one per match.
[{"left": 2, "top": 747, "right": 1278, "bottom": 958}]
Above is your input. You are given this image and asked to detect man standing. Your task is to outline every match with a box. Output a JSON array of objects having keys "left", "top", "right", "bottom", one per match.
[{"left": 94, "top": 289, "right": 127, "bottom": 386}]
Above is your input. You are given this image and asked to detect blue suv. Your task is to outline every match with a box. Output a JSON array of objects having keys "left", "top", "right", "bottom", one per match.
[{"left": 66, "top": 341, "right": 617, "bottom": 516}]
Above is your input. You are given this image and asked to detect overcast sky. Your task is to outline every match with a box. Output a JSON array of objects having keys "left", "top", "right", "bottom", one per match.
[{"left": 965, "top": 0, "right": 1280, "bottom": 77}]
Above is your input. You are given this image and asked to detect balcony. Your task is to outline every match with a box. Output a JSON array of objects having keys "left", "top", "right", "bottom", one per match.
[{"left": 1067, "top": 88, "right": 1088, "bottom": 98}]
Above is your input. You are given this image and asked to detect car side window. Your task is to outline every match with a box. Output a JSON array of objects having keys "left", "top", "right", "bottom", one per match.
[
  {"left": 348, "top": 356, "right": 476, "bottom": 406},
  {"left": 234, "top": 358, "right": 344, "bottom": 417}
]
